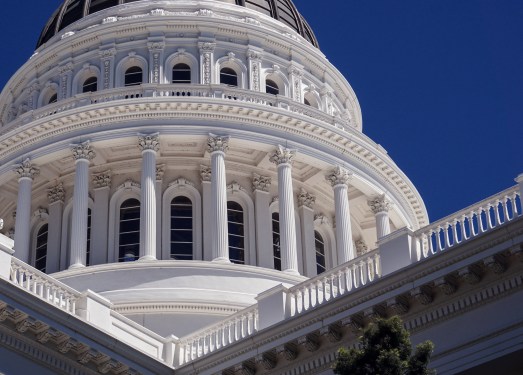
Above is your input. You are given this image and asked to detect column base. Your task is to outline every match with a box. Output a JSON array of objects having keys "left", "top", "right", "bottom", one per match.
[
  {"left": 138, "top": 256, "right": 157, "bottom": 262},
  {"left": 212, "top": 257, "right": 231, "bottom": 263},
  {"left": 283, "top": 268, "right": 300, "bottom": 276},
  {"left": 69, "top": 263, "right": 86, "bottom": 270}
]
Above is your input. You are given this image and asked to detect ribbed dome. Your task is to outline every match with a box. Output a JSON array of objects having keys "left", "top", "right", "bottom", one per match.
[{"left": 37, "top": 0, "right": 319, "bottom": 48}]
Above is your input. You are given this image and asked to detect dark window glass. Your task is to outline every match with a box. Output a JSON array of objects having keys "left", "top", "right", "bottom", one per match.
[
  {"left": 119, "top": 198, "right": 140, "bottom": 262},
  {"left": 35, "top": 224, "right": 49, "bottom": 272},
  {"left": 304, "top": 98, "right": 311, "bottom": 106},
  {"left": 125, "top": 66, "right": 143, "bottom": 87},
  {"left": 170, "top": 196, "right": 193, "bottom": 260},
  {"left": 228, "top": 201, "right": 245, "bottom": 264},
  {"left": 59, "top": 0, "right": 83, "bottom": 31},
  {"left": 89, "top": 0, "right": 119, "bottom": 14},
  {"left": 266, "top": 79, "right": 279, "bottom": 95},
  {"left": 272, "top": 212, "right": 281, "bottom": 271},
  {"left": 220, "top": 68, "right": 238, "bottom": 87},
  {"left": 315, "top": 231, "right": 326, "bottom": 275},
  {"left": 83, "top": 77, "right": 98, "bottom": 93},
  {"left": 48, "top": 93, "right": 58, "bottom": 104},
  {"left": 86, "top": 208, "right": 92, "bottom": 266},
  {"left": 172, "top": 63, "right": 191, "bottom": 84},
  {"left": 245, "top": 0, "right": 273, "bottom": 16}
]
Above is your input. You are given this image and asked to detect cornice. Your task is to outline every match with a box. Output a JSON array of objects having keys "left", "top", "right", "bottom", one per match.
[{"left": 113, "top": 303, "right": 240, "bottom": 316}]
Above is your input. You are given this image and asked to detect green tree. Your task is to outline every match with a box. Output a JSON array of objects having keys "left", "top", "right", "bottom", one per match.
[{"left": 333, "top": 316, "right": 434, "bottom": 375}]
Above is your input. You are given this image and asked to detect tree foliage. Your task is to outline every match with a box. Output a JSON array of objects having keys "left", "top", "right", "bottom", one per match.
[{"left": 333, "top": 316, "right": 434, "bottom": 375}]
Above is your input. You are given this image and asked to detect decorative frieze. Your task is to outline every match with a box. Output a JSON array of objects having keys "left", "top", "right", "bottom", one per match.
[
  {"left": 368, "top": 194, "right": 392, "bottom": 214},
  {"left": 71, "top": 141, "right": 95, "bottom": 161},
  {"left": 92, "top": 171, "right": 112, "bottom": 189},
  {"left": 298, "top": 188, "right": 316, "bottom": 208},
  {"left": 14, "top": 159, "right": 40, "bottom": 179},
  {"left": 138, "top": 133, "right": 160, "bottom": 152},
  {"left": 269, "top": 145, "right": 296, "bottom": 165},
  {"left": 200, "top": 165, "right": 211, "bottom": 182},
  {"left": 325, "top": 166, "right": 351, "bottom": 187},
  {"left": 207, "top": 134, "right": 230, "bottom": 153},
  {"left": 47, "top": 183, "right": 65, "bottom": 204},
  {"left": 252, "top": 173, "right": 271, "bottom": 192}
]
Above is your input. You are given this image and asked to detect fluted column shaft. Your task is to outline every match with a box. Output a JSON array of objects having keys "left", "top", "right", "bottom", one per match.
[
  {"left": 70, "top": 159, "right": 90, "bottom": 268},
  {"left": 270, "top": 146, "right": 299, "bottom": 274},
  {"left": 327, "top": 167, "right": 355, "bottom": 263},
  {"left": 138, "top": 134, "right": 159, "bottom": 261},
  {"left": 14, "top": 159, "right": 39, "bottom": 264},
  {"left": 208, "top": 135, "right": 230, "bottom": 262}
]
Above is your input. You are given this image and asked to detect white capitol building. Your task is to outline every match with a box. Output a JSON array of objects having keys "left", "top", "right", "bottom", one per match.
[{"left": 0, "top": 1, "right": 521, "bottom": 374}]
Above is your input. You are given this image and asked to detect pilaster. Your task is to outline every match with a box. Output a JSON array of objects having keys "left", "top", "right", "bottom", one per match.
[
  {"left": 46, "top": 183, "right": 65, "bottom": 273},
  {"left": 99, "top": 47, "right": 116, "bottom": 90},
  {"left": 58, "top": 62, "right": 74, "bottom": 100},
  {"left": 91, "top": 171, "right": 111, "bottom": 265},
  {"left": 288, "top": 64, "right": 304, "bottom": 103},
  {"left": 199, "top": 42, "right": 216, "bottom": 85},
  {"left": 253, "top": 174, "right": 272, "bottom": 269},
  {"left": 298, "top": 188, "right": 317, "bottom": 277},
  {"left": 148, "top": 40, "right": 165, "bottom": 84},
  {"left": 156, "top": 165, "right": 165, "bottom": 260},
  {"left": 247, "top": 49, "right": 263, "bottom": 92},
  {"left": 200, "top": 165, "right": 212, "bottom": 261}
]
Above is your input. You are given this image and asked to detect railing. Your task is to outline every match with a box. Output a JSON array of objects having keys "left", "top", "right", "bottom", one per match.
[
  {"left": 9, "top": 258, "right": 81, "bottom": 314},
  {"left": 415, "top": 185, "right": 521, "bottom": 259},
  {"left": 287, "top": 249, "right": 381, "bottom": 317},
  {"left": 176, "top": 304, "right": 259, "bottom": 366},
  {"left": 2, "top": 84, "right": 349, "bottom": 134}
]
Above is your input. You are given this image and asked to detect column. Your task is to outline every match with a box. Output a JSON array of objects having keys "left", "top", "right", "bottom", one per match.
[
  {"left": 148, "top": 40, "right": 165, "bottom": 84},
  {"left": 199, "top": 42, "right": 216, "bottom": 85},
  {"left": 70, "top": 141, "right": 95, "bottom": 269},
  {"left": 270, "top": 146, "right": 299, "bottom": 274},
  {"left": 207, "top": 134, "right": 230, "bottom": 262},
  {"left": 156, "top": 165, "right": 165, "bottom": 260},
  {"left": 138, "top": 133, "right": 160, "bottom": 261},
  {"left": 14, "top": 159, "right": 39, "bottom": 263},
  {"left": 298, "top": 189, "right": 317, "bottom": 277},
  {"left": 47, "top": 183, "right": 65, "bottom": 273},
  {"left": 368, "top": 194, "right": 392, "bottom": 240},
  {"left": 200, "top": 165, "right": 213, "bottom": 261},
  {"left": 91, "top": 171, "right": 111, "bottom": 265},
  {"left": 326, "top": 166, "right": 355, "bottom": 263},
  {"left": 253, "top": 174, "right": 273, "bottom": 269}
]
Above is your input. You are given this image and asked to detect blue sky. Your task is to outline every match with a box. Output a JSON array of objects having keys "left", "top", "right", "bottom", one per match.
[{"left": 0, "top": 1, "right": 521, "bottom": 221}]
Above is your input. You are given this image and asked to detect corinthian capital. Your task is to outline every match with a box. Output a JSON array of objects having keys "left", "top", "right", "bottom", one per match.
[
  {"left": 368, "top": 194, "right": 392, "bottom": 214},
  {"left": 200, "top": 165, "right": 211, "bottom": 182},
  {"left": 92, "top": 171, "right": 111, "bottom": 189},
  {"left": 269, "top": 145, "right": 296, "bottom": 165},
  {"left": 14, "top": 159, "right": 40, "bottom": 179},
  {"left": 138, "top": 133, "right": 160, "bottom": 152},
  {"left": 326, "top": 166, "right": 352, "bottom": 187},
  {"left": 207, "top": 134, "right": 230, "bottom": 154},
  {"left": 252, "top": 174, "right": 271, "bottom": 192},
  {"left": 47, "top": 183, "right": 65, "bottom": 204},
  {"left": 298, "top": 188, "right": 316, "bottom": 208},
  {"left": 71, "top": 141, "right": 96, "bottom": 161}
]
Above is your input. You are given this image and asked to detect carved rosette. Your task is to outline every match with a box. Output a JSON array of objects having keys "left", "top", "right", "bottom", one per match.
[
  {"left": 71, "top": 141, "right": 96, "bottom": 161},
  {"left": 200, "top": 165, "right": 211, "bottom": 182},
  {"left": 14, "top": 159, "right": 40, "bottom": 180},
  {"left": 298, "top": 188, "right": 316, "bottom": 208},
  {"left": 207, "top": 134, "right": 230, "bottom": 154},
  {"left": 368, "top": 194, "right": 392, "bottom": 214},
  {"left": 326, "top": 166, "right": 352, "bottom": 187},
  {"left": 252, "top": 173, "right": 271, "bottom": 192},
  {"left": 47, "top": 183, "right": 65, "bottom": 204},
  {"left": 92, "top": 171, "right": 112, "bottom": 189},
  {"left": 156, "top": 165, "right": 165, "bottom": 181},
  {"left": 138, "top": 133, "right": 160, "bottom": 153},
  {"left": 269, "top": 146, "right": 296, "bottom": 166}
]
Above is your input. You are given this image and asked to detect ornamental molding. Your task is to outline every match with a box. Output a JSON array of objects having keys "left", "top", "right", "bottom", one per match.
[
  {"left": 168, "top": 177, "right": 194, "bottom": 188},
  {"left": 355, "top": 239, "right": 368, "bottom": 256},
  {"left": 47, "top": 183, "right": 65, "bottom": 204},
  {"left": 200, "top": 165, "right": 211, "bottom": 182},
  {"left": 252, "top": 174, "right": 271, "bottom": 192},
  {"left": 113, "top": 303, "right": 239, "bottom": 316},
  {"left": 198, "top": 42, "right": 216, "bottom": 52},
  {"left": 138, "top": 133, "right": 160, "bottom": 152},
  {"left": 92, "top": 171, "right": 111, "bottom": 189},
  {"left": 58, "top": 63, "right": 74, "bottom": 75},
  {"left": 117, "top": 179, "right": 140, "bottom": 191},
  {"left": 297, "top": 188, "right": 316, "bottom": 209},
  {"left": 156, "top": 164, "right": 165, "bottom": 181},
  {"left": 254, "top": 353, "right": 276, "bottom": 370},
  {"left": 325, "top": 166, "right": 352, "bottom": 187},
  {"left": 269, "top": 145, "right": 296, "bottom": 166},
  {"left": 227, "top": 181, "right": 246, "bottom": 194},
  {"left": 99, "top": 48, "right": 117, "bottom": 59},
  {"left": 368, "top": 194, "right": 392, "bottom": 214},
  {"left": 147, "top": 41, "right": 165, "bottom": 51},
  {"left": 207, "top": 133, "right": 230, "bottom": 154},
  {"left": 314, "top": 214, "right": 331, "bottom": 226},
  {"left": 70, "top": 141, "right": 95, "bottom": 161},
  {"left": 14, "top": 158, "right": 40, "bottom": 179}
]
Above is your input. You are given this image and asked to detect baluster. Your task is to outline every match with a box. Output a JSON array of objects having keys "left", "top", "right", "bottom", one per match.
[
  {"left": 352, "top": 264, "right": 360, "bottom": 288},
  {"left": 367, "top": 258, "right": 374, "bottom": 282},
  {"left": 241, "top": 314, "right": 247, "bottom": 338},
  {"left": 453, "top": 219, "right": 461, "bottom": 244},
  {"left": 427, "top": 231, "right": 435, "bottom": 254},
  {"left": 300, "top": 287, "right": 307, "bottom": 311},
  {"left": 329, "top": 275, "right": 336, "bottom": 299},
  {"left": 486, "top": 204, "right": 494, "bottom": 229},
  {"left": 59, "top": 292, "right": 64, "bottom": 309},
  {"left": 502, "top": 195, "right": 511, "bottom": 221},
  {"left": 477, "top": 208, "right": 486, "bottom": 233},
  {"left": 460, "top": 215, "right": 468, "bottom": 240},
  {"left": 345, "top": 266, "right": 353, "bottom": 291},
  {"left": 512, "top": 192, "right": 520, "bottom": 216},
  {"left": 436, "top": 227, "right": 444, "bottom": 252},
  {"left": 336, "top": 271, "right": 344, "bottom": 295},
  {"left": 359, "top": 261, "right": 367, "bottom": 285},
  {"left": 323, "top": 277, "right": 329, "bottom": 302},
  {"left": 374, "top": 253, "right": 381, "bottom": 277},
  {"left": 443, "top": 224, "right": 451, "bottom": 249},
  {"left": 65, "top": 294, "right": 70, "bottom": 312},
  {"left": 469, "top": 212, "right": 477, "bottom": 237},
  {"left": 494, "top": 200, "right": 503, "bottom": 225}
]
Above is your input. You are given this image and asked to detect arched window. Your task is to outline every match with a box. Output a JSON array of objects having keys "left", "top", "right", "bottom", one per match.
[
  {"left": 266, "top": 79, "right": 279, "bottom": 95},
  {"left": 48, "top": 93, "right": 58, "bottom": 104},
  {"left": 82, "top": 77, "right": 97, "bottom": 93},
  {"left": 220, "top": 67, "right": 238, "bottom": 87},
  {"left": 35, "top": 224, "right": 49, "bottom": 272},
  {"left": 119, "top": 198, "right": 140, "bottom": 262},
  {"left": 125, "top": 66, "right": 143, "bottom": 87},
  {"left": 170, "top": 196, "right": 193, "bottom": 260},
  {"left": 272, "top": 212, "right": 281, "bottom": 271},
  {"left": 315, "top": 231, "right": 326, "bottom": 274},
  {"left": 172, "top": 63, "right": 191, "bottom": 84},
  {"left": 86, "top": 208, "right": 92, "bottom": 266},
  {"left": 227, "top": 201, "right": 245, "bottom": 264}
]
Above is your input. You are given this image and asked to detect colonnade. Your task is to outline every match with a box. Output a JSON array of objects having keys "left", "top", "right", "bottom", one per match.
[{"left": 12, "top": 134, "right": 393, "bottom": 274}]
